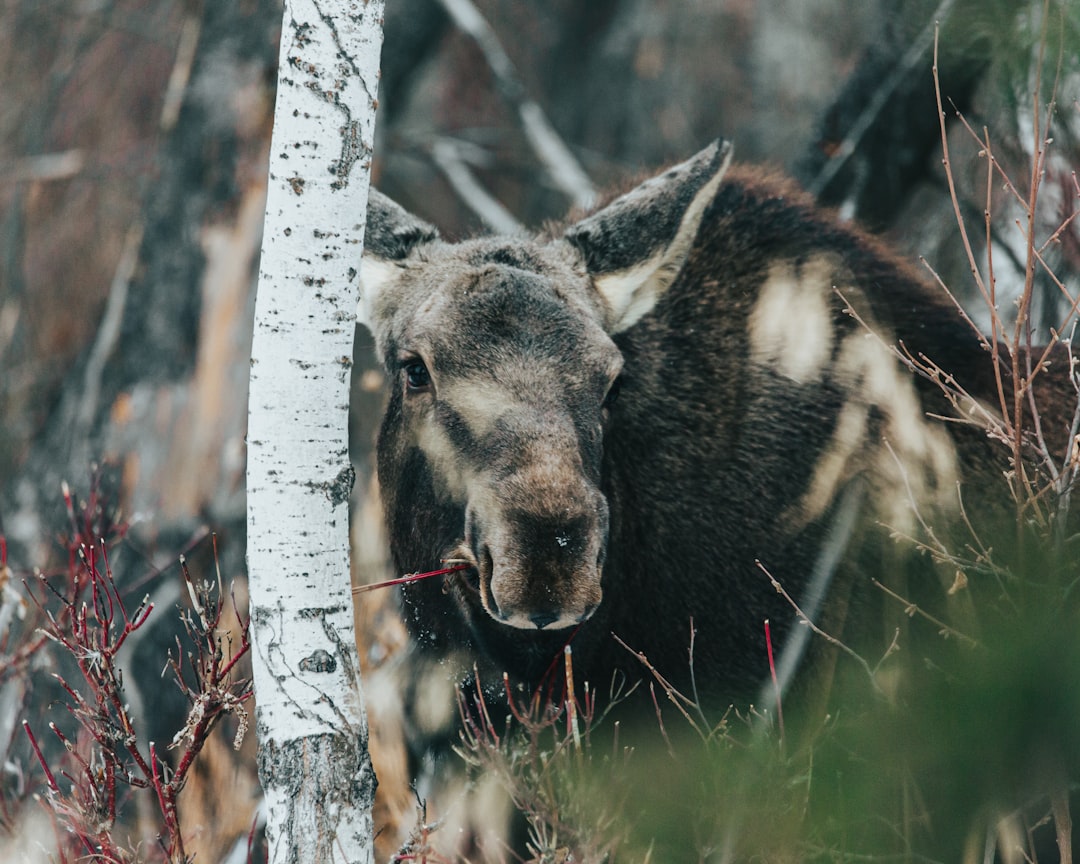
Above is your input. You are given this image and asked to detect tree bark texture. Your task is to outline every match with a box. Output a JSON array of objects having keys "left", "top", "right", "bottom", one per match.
[{"left": 248, "top": 2, "right": 384, "bottom": 863}]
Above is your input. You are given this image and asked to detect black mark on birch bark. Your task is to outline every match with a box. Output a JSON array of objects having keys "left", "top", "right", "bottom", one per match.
[
  {"left": 319, "top": 614, "right": 361, "bottom": 697},
  {"left": 298, "top": 605, "right": 347, "bottom": 618},
  {"left": 307, "top": 0, "right": 378, "bottom": 189},
  {"left": 288, "top": 19, "right": 314, "bottom": 51},
  {"left": 329, "top": 120, "right": 364, "bottom": 190},
  {"left": 304, "top": 464, "right": 354, "bottom": 507},
  {"left": 299, "top": 648, "right": 337, "bottom": 673}
]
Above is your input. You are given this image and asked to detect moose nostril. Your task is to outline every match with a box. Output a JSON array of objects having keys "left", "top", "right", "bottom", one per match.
[{"left": 530, "top": 611, "right": 559, "bottom": 630}]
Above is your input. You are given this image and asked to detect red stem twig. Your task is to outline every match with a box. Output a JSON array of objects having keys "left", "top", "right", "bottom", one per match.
[{"left": 352, "top": 563, "right": 469, "bottom": 595}]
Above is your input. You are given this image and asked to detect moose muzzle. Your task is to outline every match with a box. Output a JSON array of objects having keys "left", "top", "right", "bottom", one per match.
[{"left": 464, "top": 468, "right": 607, "bottom": 631}]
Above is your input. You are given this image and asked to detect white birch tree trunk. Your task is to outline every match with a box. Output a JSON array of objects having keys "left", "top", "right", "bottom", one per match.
[{"left": 247, "top": 2, "right": 384, "bottom": 862}]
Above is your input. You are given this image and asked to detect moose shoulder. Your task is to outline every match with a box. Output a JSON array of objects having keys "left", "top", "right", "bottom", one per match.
[{"left": 357, "top": 140, "right": 1057, "bottom": 713}]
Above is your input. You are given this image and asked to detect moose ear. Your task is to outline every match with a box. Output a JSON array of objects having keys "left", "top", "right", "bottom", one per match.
[
  {"left": 565, "top": 139, "right": 732, "bottom": 334},
  {"left": 358, "top": 188, "right": 440, "bottom": 328}
]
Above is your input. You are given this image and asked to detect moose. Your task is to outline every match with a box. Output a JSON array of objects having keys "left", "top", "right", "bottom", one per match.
[{"left": 357, "top": 140, "right": 1074, "bottom": 730}]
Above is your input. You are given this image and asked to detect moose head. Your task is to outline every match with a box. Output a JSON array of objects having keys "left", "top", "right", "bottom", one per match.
[{"left": 358, "top": 142, "right": 732, "bottom": 635}]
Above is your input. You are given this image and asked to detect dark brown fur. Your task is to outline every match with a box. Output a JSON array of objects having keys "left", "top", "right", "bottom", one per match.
[{"left": 358, "top": 142, "right": 1076, "bottom": 722}]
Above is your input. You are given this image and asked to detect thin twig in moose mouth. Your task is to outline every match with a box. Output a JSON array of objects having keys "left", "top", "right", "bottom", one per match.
[{"left": 351, "top": 563, "right": 470, "bottom": 595}]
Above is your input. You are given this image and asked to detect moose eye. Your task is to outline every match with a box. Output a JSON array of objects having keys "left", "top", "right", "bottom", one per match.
[
  {"left": 404, "top": 359, "right": 431, "bottom": 391},
  {"left": 603, "top": 376, "right": 622, "bottom": 409}
]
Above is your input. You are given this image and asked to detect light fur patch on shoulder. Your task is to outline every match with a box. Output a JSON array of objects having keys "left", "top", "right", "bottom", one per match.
[
  {"left": 748, "top": 257, "right": 835, "bottom": 384},
  {"left": 797, "top": 326, "right": 960, "bottom": 534},
  {"left": 798, "top": 401, "right": 870, "bottom": 524}
]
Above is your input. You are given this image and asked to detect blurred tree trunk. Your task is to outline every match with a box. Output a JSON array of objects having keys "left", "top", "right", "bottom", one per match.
[
  {"left": 794, "top": 0, "right": 996, "bottom": 230},
  {"left": 2, "top": 0, "right": 278, "bottom": 563},
  {"left": 1, "top": 2, "right": 279, "bottom": 860},
  {"left": 247, "top": 1, "right": 384, "bottom": 861}
]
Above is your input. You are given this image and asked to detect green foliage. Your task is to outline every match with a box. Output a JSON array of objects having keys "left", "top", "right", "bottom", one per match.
[
  {"left": 450, "top": 517, "right": 1080, "bottom": 863},
  {"left": 944, "top": 0, "right": 1080, "bottom": 110}
]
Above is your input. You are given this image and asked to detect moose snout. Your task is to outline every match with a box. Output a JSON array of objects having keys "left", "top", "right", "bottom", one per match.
[{"left": 467, "top": 497, "right": 607, "bottom": 631}]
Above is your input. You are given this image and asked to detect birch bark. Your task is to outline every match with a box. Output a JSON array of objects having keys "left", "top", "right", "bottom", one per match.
[{"left": 247, "top": 2, "right": 384, "bottom": 863}]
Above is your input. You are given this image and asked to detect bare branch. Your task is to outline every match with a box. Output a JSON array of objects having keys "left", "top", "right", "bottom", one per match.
[
  {"left": 75, "top": 224, "right": 144, "bottom": 436},
  {"left": 0, "top": 150, "right": 85, "bottom": 183},
  {"left": 870, "top": 579, "right": 978, "bottom": 648},
  {"left": 431, "top": 138, "right": 525, "bottom": 234},
  {"left": 434, "top": 0, "right": 596, "bottom": 209},
  {"left": 160, "top": 13, "right": 202, "bottom": 133},
  {"left": 755, "top": 559, "right": 882, "bottom": 695}
]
